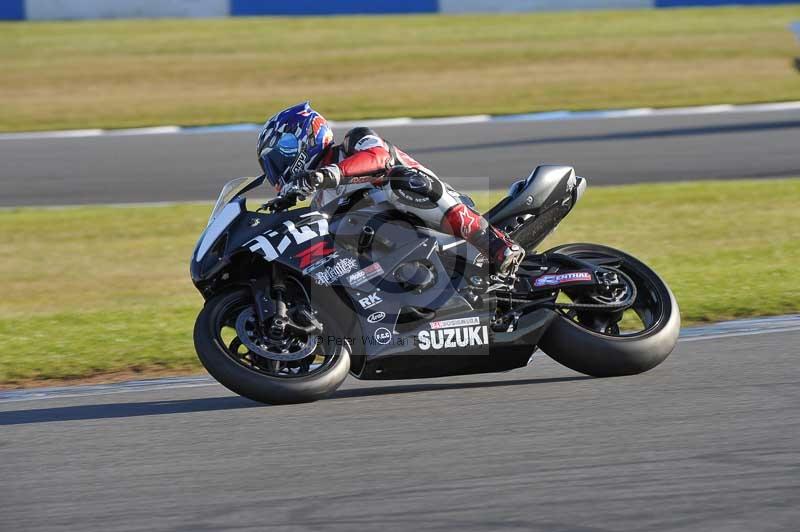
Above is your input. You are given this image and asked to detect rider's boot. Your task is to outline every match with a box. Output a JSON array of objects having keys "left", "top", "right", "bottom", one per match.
[
  {"left": 472, "top": 227, "right": 526, "bottom": 278},
  {"left": 443, "top": 204, "right": 526, "bottom": 278}
]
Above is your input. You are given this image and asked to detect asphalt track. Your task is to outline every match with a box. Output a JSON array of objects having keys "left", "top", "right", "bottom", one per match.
[
  {"left": 1, "top": 109, "right": 798, "bottom": 531},
  {"left": 1, "top": 322, "right": 799, "bottom": 532},
  {"left": 1, "top": 108, "right": 799, "bottom": 206}
]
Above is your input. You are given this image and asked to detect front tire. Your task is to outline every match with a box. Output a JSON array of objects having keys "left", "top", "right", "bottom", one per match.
[
  {"left": 538, "top": 244, "right": 680, "bottom": 377},
  {"left": 194, "top": 288, "right": 350, "bottom": 404}
]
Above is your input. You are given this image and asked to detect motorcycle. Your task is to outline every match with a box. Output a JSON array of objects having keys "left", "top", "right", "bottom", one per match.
[{"left": 190, "top": 165, "right": 680, "bottom": 404}]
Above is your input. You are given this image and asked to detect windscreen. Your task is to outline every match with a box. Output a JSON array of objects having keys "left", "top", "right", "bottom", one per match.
[{"left": 208, "top": 176, "right": 261, "bottom": 225}]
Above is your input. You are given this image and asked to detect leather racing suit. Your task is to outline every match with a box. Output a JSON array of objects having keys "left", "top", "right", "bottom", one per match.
[{"left": 308, "top": 127, "right": 524, "bottom": 276}]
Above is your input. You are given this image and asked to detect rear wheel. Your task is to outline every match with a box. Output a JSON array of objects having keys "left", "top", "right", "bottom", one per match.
[
  {"left": 538, "top": 243, "right": 680, "bottom": 377},
  {"left": 194, "top": 287, "right": 350, "bottom": 404}
]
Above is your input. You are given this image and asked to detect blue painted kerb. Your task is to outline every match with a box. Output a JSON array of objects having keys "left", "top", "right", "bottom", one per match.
[
  {"left": 230, "top": 0, "right": 439, "bottom": 16},
  {"left": 0, "top": 0, "right": 25, "bottom": 20}
]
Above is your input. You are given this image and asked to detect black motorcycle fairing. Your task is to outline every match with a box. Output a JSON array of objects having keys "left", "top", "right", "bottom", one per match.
[
  {"left": 486, "top": 165, "right": 577, "bottom": 222},
  {"left": 334, "top": 206, "right": 507, "bottom": 357},
  {"left": 330, "top": 214, "right": 563, "bottom": 380},
  {"left": 192, "top": 166, "right": 680, "bottom": 399},
  {"left": 339, "top": 234, "right": 488, "bottom": 359},
  {"left": 191, "top": 200, "right": 340, "bottom": 295},
  {"left": 485, "top": 165, "right": 586, "bottom": 250},
  {"left": 354, "top": 308, "right": 558, "bottom": 380},
  {"left": 191, "top": 197, "right": 248, "bottom": 289},
  {"left": 190, "top": 183, "right": 585, "bottom": 382},
  {"left": 190, "top": 196, "right": 492, "bottom": 351}
]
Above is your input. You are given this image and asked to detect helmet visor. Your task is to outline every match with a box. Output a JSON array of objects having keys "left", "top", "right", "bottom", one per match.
[{"left": 259, "top": 133, "right": 301, "bottom": 188}]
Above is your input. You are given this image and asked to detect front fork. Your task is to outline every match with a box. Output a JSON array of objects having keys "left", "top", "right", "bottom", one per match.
[
  {"left": 249, "top": 264, "right": 323, "bottom": 342},
  {"left": 250, "top": 271, "right": 277, "bottom": 334}
]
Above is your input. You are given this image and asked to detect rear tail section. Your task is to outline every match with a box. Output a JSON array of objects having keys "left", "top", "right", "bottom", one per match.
[{"left": 485, "top": 165, "right": 586, "bottom": 251}]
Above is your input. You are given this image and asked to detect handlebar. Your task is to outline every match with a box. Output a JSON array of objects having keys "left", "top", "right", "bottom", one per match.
[{"left": 258, "top": 183, "right": 304, "bottom": 213}]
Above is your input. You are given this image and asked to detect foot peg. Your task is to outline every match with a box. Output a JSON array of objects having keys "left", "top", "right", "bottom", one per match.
[{"left": 497, "top": 245, "right": 526, "bottom": 278}]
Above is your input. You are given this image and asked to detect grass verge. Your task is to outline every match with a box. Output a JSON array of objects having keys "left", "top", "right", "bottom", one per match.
[
  {"left": 1, "top": 178, "right": 799, "bottom": 387},
  {"left": 1, "top": 6, "right": 799, "bottom": 132}
]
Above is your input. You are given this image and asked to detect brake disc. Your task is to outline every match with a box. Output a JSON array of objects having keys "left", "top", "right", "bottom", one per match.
[{"left": 235, "top": 307, "right": 319, "bottom": 362}]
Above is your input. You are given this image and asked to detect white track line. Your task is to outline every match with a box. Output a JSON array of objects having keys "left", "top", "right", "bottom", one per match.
[
  {"left": 0, "top": 378, "right": 218, "bottom": 404},
  {"left": 679, "top": 327, "right": 800, "bottom": 343},
  {"left": 1, "top": 101, "right": 797, "bottom": 141}
]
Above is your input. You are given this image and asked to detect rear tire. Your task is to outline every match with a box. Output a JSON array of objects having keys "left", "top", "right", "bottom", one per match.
[
  {"left": 194, "top": 288, "right": 350, "bottom": 404},
  {"left": 538, "top": 244, "right": 680, "bottom": 377}
]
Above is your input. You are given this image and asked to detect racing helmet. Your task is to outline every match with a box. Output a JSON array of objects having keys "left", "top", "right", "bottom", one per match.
[
  {"left": 342, "top": 126, "right": 379, "bottom": 156},
  {"left": 257, "top": 102, "right": 334, "bottom": 189}
]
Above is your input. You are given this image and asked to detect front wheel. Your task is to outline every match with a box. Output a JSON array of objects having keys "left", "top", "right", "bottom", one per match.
[
  {"left": 538, "top": 243, "right": 680, "bottom": 377},
  {"left": 194, "top": 288, "right": 350, "bottom": 404}
]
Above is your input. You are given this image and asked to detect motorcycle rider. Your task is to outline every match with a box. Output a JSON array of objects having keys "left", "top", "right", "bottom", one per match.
[{"left": 257, "top": 102, "right": 525, "bottom": 277}]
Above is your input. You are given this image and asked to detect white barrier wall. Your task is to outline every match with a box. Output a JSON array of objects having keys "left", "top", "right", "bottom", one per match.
[
  {"left": 438, "top": 0, "right": 653, "bottom": 12},
  {"left": 25, "top": 0, "right": 229, "bottom": 20}
]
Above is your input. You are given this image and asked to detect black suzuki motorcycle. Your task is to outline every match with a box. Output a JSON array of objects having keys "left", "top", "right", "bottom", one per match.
[{"left": 190, "top": 165, "right": 680, "bottom": 404}]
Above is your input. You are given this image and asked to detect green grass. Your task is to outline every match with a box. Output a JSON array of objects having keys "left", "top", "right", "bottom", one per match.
[
  {"left": 0, "top": 178, "right": 799, "bottom": 387},
  {"left": 1, "top": 6, "right": 799, "bottom": 132}
]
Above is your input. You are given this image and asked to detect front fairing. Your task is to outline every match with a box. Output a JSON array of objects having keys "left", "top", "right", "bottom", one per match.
[
  {"left": 192, "top": 176, "right": 267, "bottom": 282},
  {"left": 191, "top": 196, "right": 247, "bottom": 286},
  {"left": 191, "top": 198, "right": 336, "bottom": 291}
]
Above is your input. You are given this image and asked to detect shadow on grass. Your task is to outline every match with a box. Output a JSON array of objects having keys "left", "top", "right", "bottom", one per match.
[{"left": 0, "top": 375, "right": 592, "bottom": 426}]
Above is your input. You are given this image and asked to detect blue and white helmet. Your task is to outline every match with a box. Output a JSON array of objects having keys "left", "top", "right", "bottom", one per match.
[{"left": 257, "top": 102, "right": 334, "bottom": 189}]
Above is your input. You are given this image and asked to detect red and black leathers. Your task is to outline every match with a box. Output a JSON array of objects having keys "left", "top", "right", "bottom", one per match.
[{"left": 310, "top": 129, "right": 525, "bottom": 276}]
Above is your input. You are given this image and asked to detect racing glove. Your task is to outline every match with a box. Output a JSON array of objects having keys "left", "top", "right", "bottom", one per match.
[
  {"left": 295, "top": 166, "right": 340, "bottom": 196},
  {"left": 294, "top": 171, "right": 324, "bottom": 197}
]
